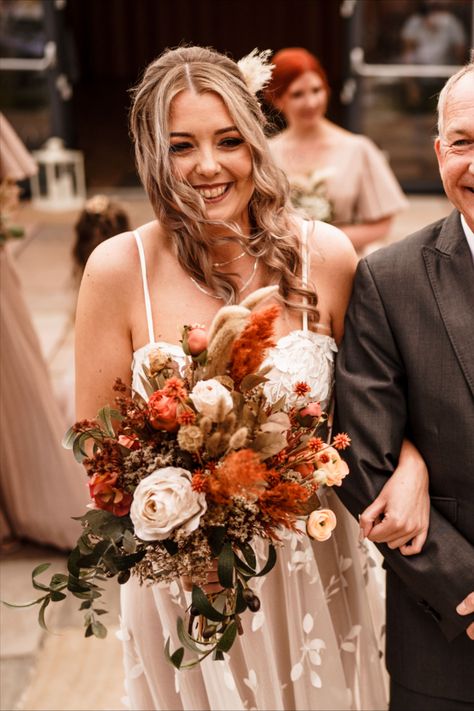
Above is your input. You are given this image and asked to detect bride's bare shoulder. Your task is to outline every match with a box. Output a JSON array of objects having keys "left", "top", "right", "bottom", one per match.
[{"left": 82, "top": 220, "right": 163, "bottom": 286}]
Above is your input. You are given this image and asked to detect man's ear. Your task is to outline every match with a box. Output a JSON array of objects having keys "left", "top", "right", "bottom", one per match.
[{"left": 434, "top": 136, "right": 442, "bottom": 165}]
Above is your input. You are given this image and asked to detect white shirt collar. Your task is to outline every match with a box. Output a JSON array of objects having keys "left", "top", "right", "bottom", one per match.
[{"left": 460, "top": 213, "right": 474, "bottom": 262}]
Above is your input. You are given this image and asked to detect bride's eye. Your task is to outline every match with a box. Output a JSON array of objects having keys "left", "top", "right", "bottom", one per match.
[
  {"left": 219, "top": 136, "right": 244, "bottom": 149},
  {"left": 169, "top": 142, "right": 193, "bottom": 154}
]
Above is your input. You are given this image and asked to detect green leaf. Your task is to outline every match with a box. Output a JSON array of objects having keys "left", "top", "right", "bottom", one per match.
[
  {"left": 94, "top": 608, "right": 108, "bottom": 616},
  {"left": 216, "top": 620, "right": 237, "bottom": 653},
  {"left": 177, "top": 617, "right": 210, "bottom": 653},
  {"left": 2, "top": 595, "right": 47, "bottom": 609},
  {"left": 217, "top": 542, "right": 234, "bottom": 589},
  {"left": 72, "top": 434, "right": 88, "bottom": 463},
  {"left": 79, "top": 600, "right": 92, "bottom": 610},
  {"left": 208, "top": 526, "right": 226, "bottom": 557},
  {"left": 31, "top": 563, "right": 52, "bottom": 592},
  {"left": 62, "top": 426, "right": 78, "bottom": 450},
  {"left": 213, "top": 650, "right": 225, "bottom": 661},
  {"left": 91, "top": 621, "right": 107, "bottom": 639},
  {"left": 191, "top": 586, "right": 226, "bottom": 622},
  {"left": 38, "top": 597, "right": 51, "bottom": 631},
  {"left": 97, "top": 406, "right": 116, "bottom": 437},
  {"left": 111, "top": 549, "right": 146, "bottom": 571},
  {"left": 170, "top": 646, "right": 185, "bottom": 669},
  {"left": 67, "top": 546, "right": 82, "bottom": 578},
  {"left": 161, "top": 539, "right": 179, "bottom": 556},
  {"left": 236, "top": 541, "right": 256, "bottom": 570},
  {"left": 49, "top": 573, "right": 69, "bottom": 590},
  {"left": 50, "top": 591, "right": 67, "bottom": 602},
  {"left": 255, "top": 544, "right": 277, "bottom": 577},
  {"left": 234, "top": 555, "right": 256, "bottom": 578},
  {"left": 122, "top": 529, "right": 137, "bottom": 554},
  {"left": 85, "top": 624, "right": 94, "bottom": 637}
]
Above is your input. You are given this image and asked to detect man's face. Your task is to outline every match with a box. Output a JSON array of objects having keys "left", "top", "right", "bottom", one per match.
[{"left": 435, "top": 72, "right": 474, "bottom": 231}]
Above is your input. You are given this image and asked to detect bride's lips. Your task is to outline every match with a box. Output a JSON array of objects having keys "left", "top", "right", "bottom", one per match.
[{"left": 193, "top": 182, "right": 232, "bottom": 203}]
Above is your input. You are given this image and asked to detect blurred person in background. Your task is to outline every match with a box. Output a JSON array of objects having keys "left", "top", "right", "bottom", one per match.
[
  {"left": 265, "top": 48, "right": 408, "bottom": 253},
  {"left": 0, "top": 113, "right": 88, "bottom": 551}
]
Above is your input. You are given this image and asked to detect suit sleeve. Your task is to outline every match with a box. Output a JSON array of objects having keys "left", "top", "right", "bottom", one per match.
[{"left": 335, "top": 258, "right": 474, "bottom": 641}]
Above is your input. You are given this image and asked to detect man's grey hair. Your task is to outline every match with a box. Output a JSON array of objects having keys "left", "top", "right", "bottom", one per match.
[{"left": 437, "top": 55, "right": 474, "bottom": 137}]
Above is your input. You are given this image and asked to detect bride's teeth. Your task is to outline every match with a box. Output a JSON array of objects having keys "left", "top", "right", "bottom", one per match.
[{"left": 197, "top": 185, "right": 227, "bottom": 199}]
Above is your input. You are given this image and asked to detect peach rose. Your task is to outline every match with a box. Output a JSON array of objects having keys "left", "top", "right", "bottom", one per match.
[
  {"left": 306, "top": 508, "right": 337, "bottom": 541},
  {"left": 314, "top": 446, "right": 349, "bottom": 486},
  {"left": 182, "top": 324, "right": 208, "bottom": 357},
  {"left": 89, "top": 472, "right": 132, "bottom": 517},
  {"left": 148, "top": 391, "right": 179, "bottom": 431}
]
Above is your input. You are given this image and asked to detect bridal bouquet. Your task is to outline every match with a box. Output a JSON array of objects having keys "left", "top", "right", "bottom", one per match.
[{"left": 15, "top": 286, "right": 350, "bottom": 669}]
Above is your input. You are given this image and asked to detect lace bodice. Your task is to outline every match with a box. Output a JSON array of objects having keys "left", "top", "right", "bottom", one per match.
[{"left": 132, "top": 331, "right": 337, "bottom": 410}]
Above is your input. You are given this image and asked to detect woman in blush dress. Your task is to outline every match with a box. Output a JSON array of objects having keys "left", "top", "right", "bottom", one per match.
[
  {"left": 0, "top": 113, "right": 89, "bottom": 550},
  {"left": 75, "top": 46, "right": 430, "bottom": 711},
  {"left": 265, "top": 48, "right": 408, "bottom": 253}
]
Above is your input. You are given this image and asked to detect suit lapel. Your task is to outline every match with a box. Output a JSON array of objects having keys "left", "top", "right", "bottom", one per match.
[{"left": 423, "top": 210, "right": 474, "bottom": 398}]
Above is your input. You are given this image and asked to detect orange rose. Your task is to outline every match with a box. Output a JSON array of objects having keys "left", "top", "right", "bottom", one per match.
[
  {"left": 306, "top": 508, "right": 337, "bottom": 541},
  {"left": 294, "top": 462, "right": 314, "bottom": 477},
  {"left": 89, "top": 472, "right": 132, "bottom": 516},
  {"left": 148, "top": 391, "right": 179, "bottom": 431},
  {"left": 314, "top": 446, "right": 349, "bottom": 486},
  {"left": 187, "top": 326, "right": 208, "bottom": 356}
]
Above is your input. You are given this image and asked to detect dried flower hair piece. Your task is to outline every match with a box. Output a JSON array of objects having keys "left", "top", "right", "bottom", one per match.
[{"left": 237, "top": 48, "right": 274, "bottom": 95}]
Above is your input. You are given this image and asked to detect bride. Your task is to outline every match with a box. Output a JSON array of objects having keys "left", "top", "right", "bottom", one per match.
[{"left": 75, "top": 46, "right": 429, "bottom": 711}]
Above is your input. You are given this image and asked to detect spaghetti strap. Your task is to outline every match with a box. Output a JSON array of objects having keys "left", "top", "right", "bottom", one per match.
[
  {"left": 301, "top": 220, "right": 310, "bottom": 333},
  {"left": 133, "top": 230, "right": 155, "bottom": 344}
]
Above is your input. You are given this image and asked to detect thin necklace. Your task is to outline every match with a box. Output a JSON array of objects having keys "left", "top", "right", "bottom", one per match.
[
  {"left": 213, "top": 250, "right": 246, "bottom": 268},
  {"left": 190, "top": 256, "right": 260, "bottom": 300}
]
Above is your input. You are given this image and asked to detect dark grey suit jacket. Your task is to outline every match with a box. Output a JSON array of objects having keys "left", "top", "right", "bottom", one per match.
[{"left": 335, "top": 210, "right": 474, "bottom": 702}]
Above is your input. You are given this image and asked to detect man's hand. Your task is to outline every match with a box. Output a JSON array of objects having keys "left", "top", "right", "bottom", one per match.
[{"left": 456, "top": 592, "right": 474, "bottom": 640}]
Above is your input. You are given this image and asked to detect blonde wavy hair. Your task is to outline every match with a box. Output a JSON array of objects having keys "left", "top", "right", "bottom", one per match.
[{"left": 129, "top": 45, "right": 318, "bottom": 322}]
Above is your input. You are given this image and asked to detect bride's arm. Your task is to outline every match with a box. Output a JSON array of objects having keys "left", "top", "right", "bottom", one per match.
[
  {"left": 75, "top": 234, "right": 135, "bottom": 420},
  {"left": 359, "top": 439, "right": 430, "bottom": 556}
]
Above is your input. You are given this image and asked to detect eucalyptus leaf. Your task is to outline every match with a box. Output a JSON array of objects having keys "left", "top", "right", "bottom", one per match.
[
  {"left": 255, "top": 544, "right": 277, "bottom": 577},
  {"left": 191, "top": 586, "right": 226, "bottom": 622},
  {"left": 91, "top": 621, "right": 107, "bottom": 639},
  {"left": 250, "top": 432, "right": 287, "bottom": 460},
  {"left": 236, "top": 541, "right": 256, "bottom": 570},
  {"left": 62, "top": 426, "right": 78, "bottom": 450},
  {"left": 38, "top": 597, "right": 50, "bottom": 631},
  {"left": 97, "top": 406, "right": 116, "bottom": 437},
  {"left": 216, "top": 620, "right": 237, "bottom": 653},
  {"left": 177, "top": 617, "right": 210, "bottom": 653},
  {"left": 170, "top": 647, "right": 185, "bottom": 669},
  {"left": 217, "top": 542, "right": 234, "bottom": 589},
  {"left": 208, "top": 527, "right": 226, "bottom": 557},
  {"left": 50, "top": 591, "right": 67, "bottom": 602}
]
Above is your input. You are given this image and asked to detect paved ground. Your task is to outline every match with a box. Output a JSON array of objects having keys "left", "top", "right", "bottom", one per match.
[{"left": 1, "top": 191, "right": 451, "bottom": 710}]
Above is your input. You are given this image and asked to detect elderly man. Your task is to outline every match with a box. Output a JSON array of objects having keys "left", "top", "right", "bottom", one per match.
[{"left": 335, "top": 62, "right": 474, "bottom": 710}]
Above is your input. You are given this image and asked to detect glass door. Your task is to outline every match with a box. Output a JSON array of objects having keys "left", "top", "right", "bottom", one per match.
[
  {"left": 342, "top": 0, "right": 473, "bottom": 191},
  {"left": 0, "top": 0, "right": 76, "bottom": 151}
]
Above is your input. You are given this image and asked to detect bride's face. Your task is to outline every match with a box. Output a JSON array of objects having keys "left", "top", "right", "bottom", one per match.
[
  {"left": 168, "top": 90, "right": 254, "bottom": 232},
  {"left": 278, "top": 71, "right": 328, "bottom": 128}
]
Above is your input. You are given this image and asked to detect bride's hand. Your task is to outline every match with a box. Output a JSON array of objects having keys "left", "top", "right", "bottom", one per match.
[
  {"left": 359, "top": 439, "right": 430, "bottom": 556},
  {"left": 181, "top": 559, "right": 222, "bottom": 594}
]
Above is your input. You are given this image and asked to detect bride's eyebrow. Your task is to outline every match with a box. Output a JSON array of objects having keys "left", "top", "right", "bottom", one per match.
[{"left": 169, "top": 126, "right": 240, "bottom": 138}]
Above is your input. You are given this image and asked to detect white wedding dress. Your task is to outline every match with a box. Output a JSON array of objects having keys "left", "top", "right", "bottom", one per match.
[{"left": 119, "top": 228, "right": 388, "bottom": 711}]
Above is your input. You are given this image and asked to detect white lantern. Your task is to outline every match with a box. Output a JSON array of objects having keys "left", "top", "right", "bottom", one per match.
[{"left": 30, "top": 137, "right": 86, "bottom": 211}]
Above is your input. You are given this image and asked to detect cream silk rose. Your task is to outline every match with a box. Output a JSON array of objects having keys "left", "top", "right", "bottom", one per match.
[
  {"left": 306, "top": 508, "right": 337, "bottom": 541},
  {"left": 314, "top": 446, "right": 349, "bottom": 486},
  {"left": 189, "top": 379, "right": 233, "bottom": 421},
  {"left": 130, "top": 467, "right": 207, "bottom": 541}
]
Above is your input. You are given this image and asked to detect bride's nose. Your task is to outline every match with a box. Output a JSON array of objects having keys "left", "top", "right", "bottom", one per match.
[{"left": 196, "top": 146, "right": 221, "bottom": 177}]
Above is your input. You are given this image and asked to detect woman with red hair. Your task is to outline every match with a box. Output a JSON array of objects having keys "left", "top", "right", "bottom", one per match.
[{"left": 265, "top": 48, "right": 408, "bottom": 252}]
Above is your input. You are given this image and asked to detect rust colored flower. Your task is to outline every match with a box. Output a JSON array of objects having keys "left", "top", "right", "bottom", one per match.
[
  {"left": 192, "top": 470, "right": 208, "bottom": 493},
  {"left": 163, "top": 377, "right": 187, "bottom": 400},
  {"left": 207, "top": 449, "right": 269, "bottom": 504},
  {"left": 333, "top": 432, "right": 351, "bottom": 450},
  {"left": 177, "top": 409, "right": 196, "bottom": 425},
  {"left": 259, "top": 481, "right": 310, "bottom": 531},
  {"left": 89, "top": 471, "right": 132, "bottom": 516},
  {"left": 229, "top": 305, "right": 280, "bottom": 386},
  {"left": 294, "top": 381, "right": 311, "bottom": 397},
  {"left": 308, "top": 437, "right": 325, "bottom": 452}
]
